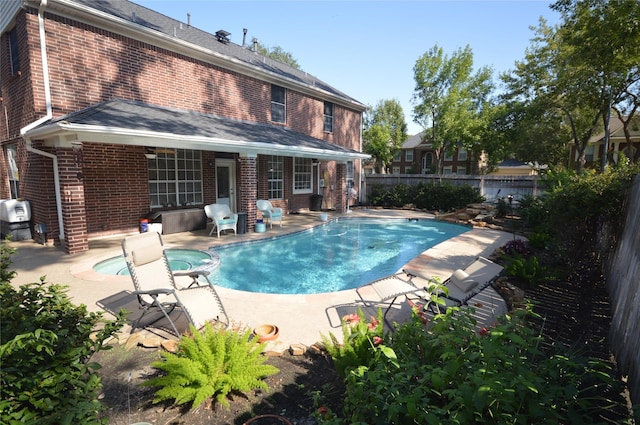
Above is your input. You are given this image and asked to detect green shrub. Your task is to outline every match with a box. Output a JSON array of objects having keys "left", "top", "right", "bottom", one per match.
[
  {"left": 0, "top": 244, "right": 125, "bottom": 425},
  {"left": 144, "top": 323, "right": 279, "bottom": 410},
  {"left": 528, "top": 232, "right": 552, "bottom": 250},
  {"left": 369, "top": 182, "right": 483, "bottom": 211},
  {"left": 331, "top": 308, "right": 623, "bottom": 424},
  {"left": 505, "top": 255, "right": 547, "bottom": 287},
  {"left": 321, "top": 308, "right": 388, "bottom": 378}
]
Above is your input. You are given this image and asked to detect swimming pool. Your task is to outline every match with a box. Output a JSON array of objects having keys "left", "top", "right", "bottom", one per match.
[
  {"left": 209, "top": 218, "right": 468, "bottom": 294},
  {"left": 93, "top": 248, "right": 219, "bottom": 276}
]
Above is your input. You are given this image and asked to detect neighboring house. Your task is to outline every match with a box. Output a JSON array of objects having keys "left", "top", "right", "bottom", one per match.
[
  {"left": 0, "top": 0, "right": 368, "bottom": 253},
  {"left": 489, "top": 159, "right": 539, "bottom": 176},
  {"left": 390, "top": 132, "right": 475, "bottom": 175},
  {"left": 569, "top": 116, "right": 640, "bottom": 170}
]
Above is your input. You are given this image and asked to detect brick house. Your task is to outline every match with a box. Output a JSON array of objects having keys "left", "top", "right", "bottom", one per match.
[
  {"left": 0, "top": 0, "right": 368, "bottom": 253},
  {"left": 390, "top": 132, "right": 476, "bottom": 175}
]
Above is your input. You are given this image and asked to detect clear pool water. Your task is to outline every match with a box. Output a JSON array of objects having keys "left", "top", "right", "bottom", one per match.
[
  {"left": 93, "top": 248, "right": 218, "bottom": 276},
  {"left": 209, "top": 218, "right": 468, "bottom": 294}
]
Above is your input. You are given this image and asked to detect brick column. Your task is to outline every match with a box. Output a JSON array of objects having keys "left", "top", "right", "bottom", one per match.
[
  {"left": 238, "top": 155, "right": 258, "bottom": 231},
  {"left": 57, "top": 147, "right": 89, "bottom": 253},
  {"left": 336, "top": 162, "right": 347, "bottom": 213}
]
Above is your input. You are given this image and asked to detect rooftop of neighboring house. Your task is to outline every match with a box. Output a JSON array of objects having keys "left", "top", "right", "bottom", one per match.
[{"left": 402, "top": 132, "right": 429, "bottom": 150}]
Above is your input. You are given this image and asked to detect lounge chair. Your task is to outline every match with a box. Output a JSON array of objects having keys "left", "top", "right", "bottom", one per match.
[
  {"left": 122, "top": 231, "right": 229, "bottom": 337},
  {"left": 404, "top": 256, "right": 504, "bottom": 306},
  {"left": 204, "top": 203, "right": 238, "bottom": 238},
  {"left": 256, "top": 199, "right": 283, "bottom": 229},
  {"left": 356, "top": 273, "right": 436, "bottom": 323},
  {"left": 357, "top": 256, "right": 503, "bottom": 322}
]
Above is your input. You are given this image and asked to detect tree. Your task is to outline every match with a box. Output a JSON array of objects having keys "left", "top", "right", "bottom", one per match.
[
  {"left": 552, "top": 0, "right": 640, "bottom": 164},
  {"left": 502, "top": 1, "right": 640, "bottom": 172},
  {"left": 363, "top": 99, "right": 408, "bottom": 174},
  {"left": 412, "top": 45, "right": 494, "bottom": 174},
  {"left": 255, "top": 43, "right": 301, "bottom": 70}
]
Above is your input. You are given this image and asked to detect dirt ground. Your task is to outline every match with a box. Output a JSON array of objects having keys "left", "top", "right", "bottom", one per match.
[{"left": 95, "top": 345, "right": 344, "bottom": 425}]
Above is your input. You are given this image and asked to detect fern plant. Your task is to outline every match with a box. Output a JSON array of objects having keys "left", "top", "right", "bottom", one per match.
[{"left": 144, "top": 323, "right": 279, "bottom": 410}]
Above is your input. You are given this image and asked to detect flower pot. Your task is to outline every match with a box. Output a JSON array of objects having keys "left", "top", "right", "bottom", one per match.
[{"left": 253, "top": 324, "right": 279, "bottom": 343}]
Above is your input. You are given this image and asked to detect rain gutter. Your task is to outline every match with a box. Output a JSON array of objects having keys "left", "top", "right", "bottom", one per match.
[{"left": 20, "top": 0, "right": 65, "bottom": 241}]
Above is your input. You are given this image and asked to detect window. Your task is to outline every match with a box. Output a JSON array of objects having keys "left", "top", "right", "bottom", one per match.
[
  {"left": 9, "top": 28, "right": 20, "bottom": 75},
  {"left": 148, "top": 149, "right": 202, "bottom": 208},
  {"left": 346, "top": 160, "right": 354, "bottom": 189},
  {"left": 457, "top": 148, "right": 467, "bottom": 161},
  {"left": 443, "top": 167, "right": 453, "bottom": 175},
  {"left": 323, "top": 102, "right": 334, "bottom": 132},
  {"left": 392, "top": 166, "right": 400, "bottom": 174},
  {"left": 444, "top": 150, "right": 453, "bottom": 161},
  {"left": 585, "top": 145, "right": 595, "bottom": 162},
  {"left": 267, "top": 156, "right": 284, "bottom": 199},
  {"left": 406, "top": 150, "right": 413, "bottom": 161},
  {"left": 5, "top": 144, "right": 20, "bottom": 198},
  {"left": 271, "top": 85, "right": 285, "bottom": 123},
  {"left": 456, "top": 167, "right": 466, "bottom": 175},
  {"left": 293, "top": 158, "right": 313, "bottom": 194},
  {"left": 393, "top": 152, "right": 401, "bottom": 162}
]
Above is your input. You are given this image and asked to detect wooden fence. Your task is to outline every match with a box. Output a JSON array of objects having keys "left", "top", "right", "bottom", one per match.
[
  {"left": 362, "top": 174, "right": 542, "bottom": 203},
  {"left": 606, "top": 173, "right": 640, "bottom": 406}
]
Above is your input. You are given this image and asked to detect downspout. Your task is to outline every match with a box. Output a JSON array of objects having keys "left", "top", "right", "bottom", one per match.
[{"left": 20, "top": 0, "right": 65, "bottom": 241}]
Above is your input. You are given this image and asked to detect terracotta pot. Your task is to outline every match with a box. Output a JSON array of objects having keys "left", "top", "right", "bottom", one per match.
[
  {"left": 243, "top": 414, "right": 292, "bottom": 425},
  {"left": 253, "top": 324, "right": 279, "bottom": 343}
]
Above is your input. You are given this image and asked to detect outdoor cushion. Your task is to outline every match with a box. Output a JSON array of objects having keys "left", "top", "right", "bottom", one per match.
[
  {"left": 450, "top": 269, "right": 479, "bottom": 293},
  {"left": 131, "top": 243, "right": 163, "bottom": 266}
]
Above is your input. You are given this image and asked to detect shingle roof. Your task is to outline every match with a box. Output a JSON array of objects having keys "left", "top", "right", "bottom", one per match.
[
  {"left": 42, "top": 99, "right": 368, "bottom": 159},
  {"left": 69, "top": 0, "right": 363, "bottom": 108}
]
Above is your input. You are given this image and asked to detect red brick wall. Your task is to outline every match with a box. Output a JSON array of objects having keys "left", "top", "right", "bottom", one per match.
[
  {"left": 81, "top": 144, "right": 149, "bottom": 236},
  {"left": 2, "top": 7, "right": 363, "bottom": 249}
]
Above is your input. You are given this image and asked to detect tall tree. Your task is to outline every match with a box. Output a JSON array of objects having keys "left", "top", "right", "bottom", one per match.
[
  {"left": 502, "top": 1, "right": 640, "bottom": 172},
  {"left": 552, "top": 0, "right": 640, "bottom": 164},
  {"left": 255, "top": 43, "right": 301, "bottom": 70},
  {"left": 412, "top": 45, "right": 494, "bottom": 174},
  {"left": 363, "top": 99, "right": 408, "bottom": 174}
]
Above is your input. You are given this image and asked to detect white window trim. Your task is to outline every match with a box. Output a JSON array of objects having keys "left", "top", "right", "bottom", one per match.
[{"left": 292, "top": 157, "right": 313, "bottom": 194}]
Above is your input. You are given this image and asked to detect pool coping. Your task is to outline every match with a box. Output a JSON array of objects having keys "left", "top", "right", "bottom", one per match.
[{"left": 8, "top": 209, "right": 514, "bottom": 347}]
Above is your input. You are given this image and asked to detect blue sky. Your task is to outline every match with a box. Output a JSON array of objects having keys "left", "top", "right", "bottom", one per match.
[{"left": 136, "top": 0, "right": 560, "bottom": 135}]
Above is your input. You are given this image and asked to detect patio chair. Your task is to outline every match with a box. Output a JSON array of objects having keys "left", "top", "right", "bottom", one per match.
[
  {"left": 404, "top": 256, "right": 504, "bottom": 306},
  {"left": 122, "top": 231, "right": 229, "bottom": 337},
  {"left": 204, "top": 203, "right": 238, "bottom": 238},
  {"left": 256, "top": 199, "right": 283, "bottom": 229}
]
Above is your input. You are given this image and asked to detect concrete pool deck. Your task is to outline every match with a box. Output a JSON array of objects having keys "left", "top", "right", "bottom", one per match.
[{"left": 7, "top": 208, "right": 513, "bottom": 348}]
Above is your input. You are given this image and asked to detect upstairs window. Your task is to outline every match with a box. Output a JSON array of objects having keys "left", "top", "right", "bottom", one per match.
[
  {"left": 293, "top": 158, "right": 312, "bottom": 194},
  {"left": 9, "top": 28, "right": 20, "bottom": 75},
  {"left": 393, "top": 152, "right": 401, "bottom": 162},
  {"left": 323, "top": 102, "right": 334, "bottom": 132},
  {"left": 406, "top": 150, "right": 414, "bottom": 161},
  {"left": 458, "top": 148, "right": 468, "bottom": 161},
  {"left": 271, "top": 85, "right": 286, "bottom": 123}
]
